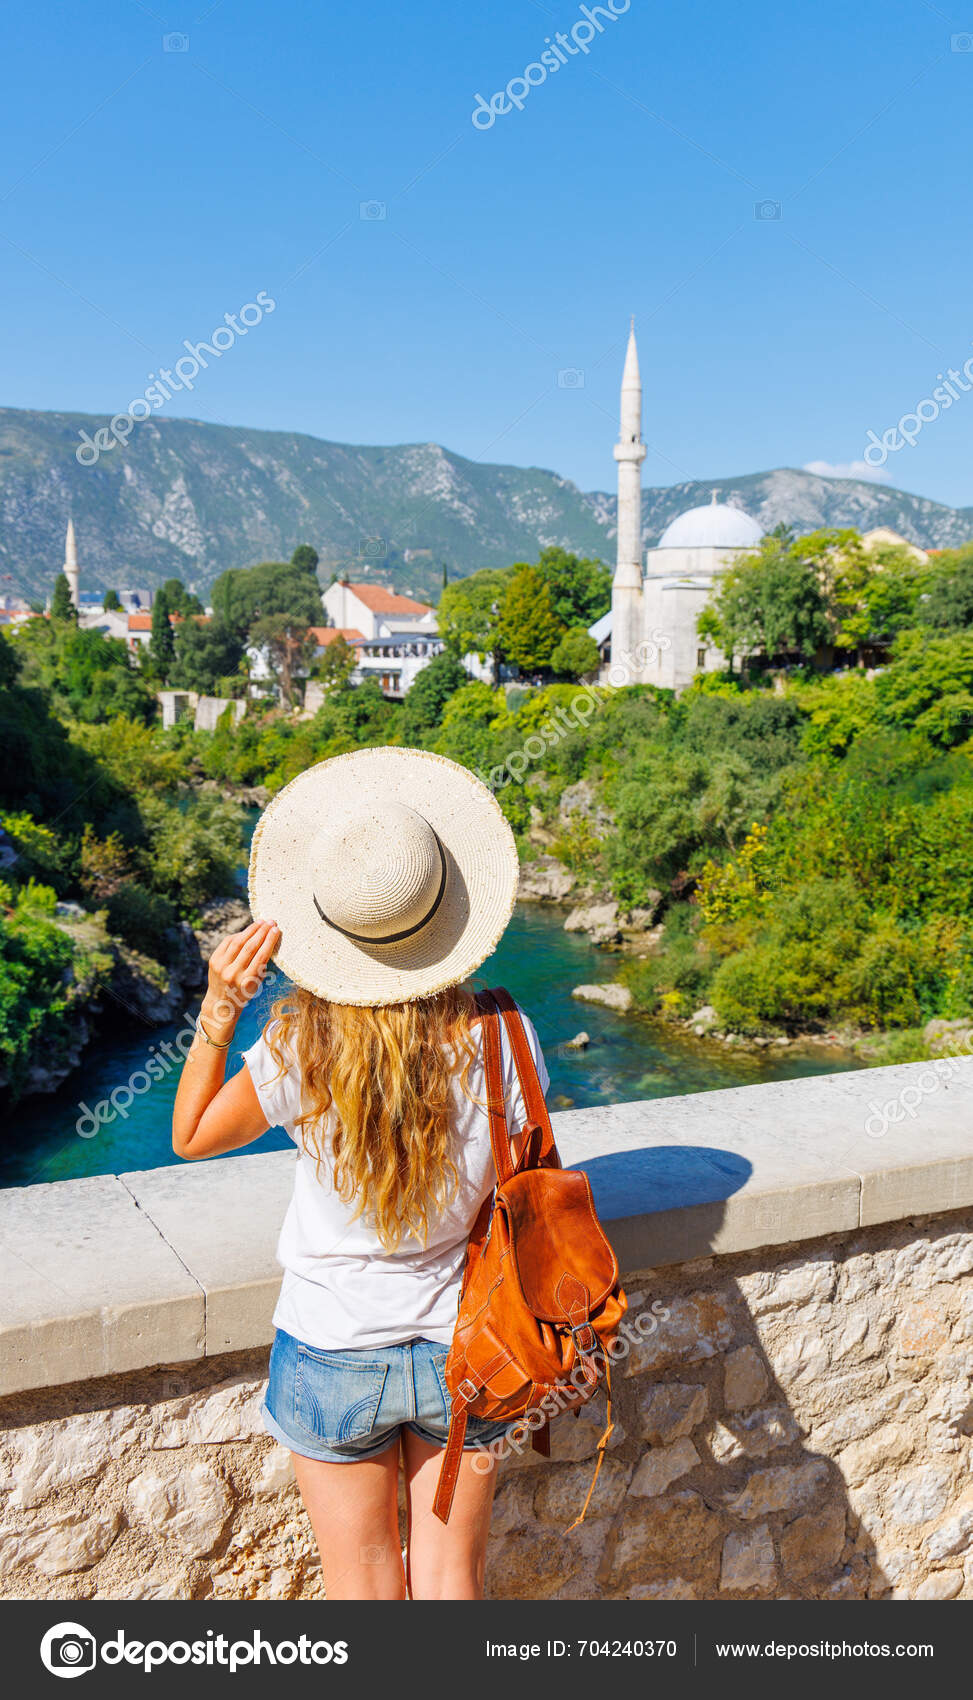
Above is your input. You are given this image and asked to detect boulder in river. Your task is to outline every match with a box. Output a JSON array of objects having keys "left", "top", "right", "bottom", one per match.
[
  {"left": 571, "top": 982, "right": 633, "bottom": 1012},
  {"left": 621, "top": 894, "right": 664, "bottom": 930},
  {"left": 690, "top": 1004, "right": 721, "bottom": 1035},
  {"left": 518, "top": 857, "right": 576, "bottom": 902},
  {"left": 563, "top": 1031, "right": 590, "bottom": 1050},
  {"left": 564, "top": 901, "right": 621, "bottom": 946}
]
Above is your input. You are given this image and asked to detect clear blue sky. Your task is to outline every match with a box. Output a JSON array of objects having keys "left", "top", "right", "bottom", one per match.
[{"left": 2, "top": 0, "right": 972, "bottom": 505}]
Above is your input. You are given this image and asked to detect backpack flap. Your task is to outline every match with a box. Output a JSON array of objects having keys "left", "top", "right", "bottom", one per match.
[{"left": 499, "top": 1167, "right": 619, "bottom": 1325}]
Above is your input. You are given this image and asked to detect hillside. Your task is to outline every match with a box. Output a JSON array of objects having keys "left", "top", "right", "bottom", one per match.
[{"left": 1, "top": 406, "right": 971, "bottom": 603}]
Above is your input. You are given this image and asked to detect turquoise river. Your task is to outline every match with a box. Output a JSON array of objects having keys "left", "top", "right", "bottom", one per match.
[{"left": 2, "top": 904, "right": 860, "bottom": 1189}]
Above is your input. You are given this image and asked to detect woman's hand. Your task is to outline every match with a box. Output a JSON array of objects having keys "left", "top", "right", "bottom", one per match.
[{"left": 200, "top": 918, "right": 280, "bottom": 1042}]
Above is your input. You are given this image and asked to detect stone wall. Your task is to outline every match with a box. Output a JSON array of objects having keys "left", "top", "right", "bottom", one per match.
[{"left": 3, "top": 1208, "right": 970, "bottom": 1603}]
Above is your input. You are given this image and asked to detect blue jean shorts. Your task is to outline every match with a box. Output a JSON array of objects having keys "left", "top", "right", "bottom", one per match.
[{"left": 262, "top": 1328, "right": 511, "bottom": 1463}]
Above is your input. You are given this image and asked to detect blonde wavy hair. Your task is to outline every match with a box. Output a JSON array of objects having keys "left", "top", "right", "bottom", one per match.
[{"left": 266, "top": 985, "right": 479, "bottom": 1251}]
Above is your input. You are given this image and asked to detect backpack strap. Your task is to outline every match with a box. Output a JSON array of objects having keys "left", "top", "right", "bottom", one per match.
[
  {"left": 489, "top": 987, "right": 559, "bottom": 1170},
  {"left": 433, "top": 998, "right": 511, "bottom": 1526},
  {"left": 432, "top": 1406, "right": 469, "bottom": 1524},
  {"left": 475, "top": 990, "right": 515, "bottom": 1187}
]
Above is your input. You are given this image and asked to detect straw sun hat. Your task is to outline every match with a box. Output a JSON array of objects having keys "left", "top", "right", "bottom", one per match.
[{"left": 248, "top": 747, "right": 519, "bottom": 1006}]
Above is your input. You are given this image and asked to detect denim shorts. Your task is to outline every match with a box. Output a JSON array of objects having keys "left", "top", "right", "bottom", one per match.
[{"left": 262, "top": 1328, "right": 511, "bottom": 1463}]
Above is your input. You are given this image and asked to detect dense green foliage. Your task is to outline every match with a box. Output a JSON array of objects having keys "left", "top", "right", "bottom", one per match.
[
  {"left": 170, "top": 616, "right": 245, "bottom": 694},
  {"left": 210, "top": 558, "right": 323, "bottom": 639},
  {"left": 8, "top": 525, "right": 973, "bottom": 1102},
  {"left": 437, "top": 549, "right": 611, "bottom": 680},
  {"left": 0, "top": 625, "right": 245, "bottom": 1095}
]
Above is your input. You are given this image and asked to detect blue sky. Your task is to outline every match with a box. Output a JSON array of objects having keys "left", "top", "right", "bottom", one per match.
[{"left": 2, "top": 0, "right": 972, "bottom": 505}]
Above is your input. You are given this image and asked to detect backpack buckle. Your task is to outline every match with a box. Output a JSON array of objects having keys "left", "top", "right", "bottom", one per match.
[
  {"left": 457, "top": 1378, "right": 479, "bottom": 1404},
  {"left": 570, "top": 1322, "right": 597, "bottom": 1357}
]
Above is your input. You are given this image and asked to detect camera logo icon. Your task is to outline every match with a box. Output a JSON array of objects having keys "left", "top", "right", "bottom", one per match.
[
  {"left": 359, "top": 537, "right": 388, "bottom": 558},
  {"left": 40, "top": 1623, "right": 96, "bottom": 1678},
  {"left": 754, "top": 200, "right": 782, "bottom": 220},
  {"left": 557, "top": 368, "right": 585, "bottom": 389},
  {"left": 359, "top": 201, "right": 388, "bottom": 220},
  {"left": 162, "top": 32, "right": 190, "bottom": 52}
]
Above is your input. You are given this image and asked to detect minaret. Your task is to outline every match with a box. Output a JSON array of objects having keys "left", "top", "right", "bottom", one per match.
[
  {"left": 611, "top": 319, "right": 646, "bottom": 674},
  {"left": 64, "top": 519, "right": 79, "bottom": 609}
]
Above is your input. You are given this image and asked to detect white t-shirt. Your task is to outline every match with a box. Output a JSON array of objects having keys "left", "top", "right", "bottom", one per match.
[{"left": 243, "top": 1009, "right": 550, "bottom": 1351}]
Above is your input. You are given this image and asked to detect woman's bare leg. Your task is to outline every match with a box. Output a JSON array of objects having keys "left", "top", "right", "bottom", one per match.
[
  {"left": 290, "top": 1443, "right": 405, "bottom": 1600},
  {"left": 402, "top": 1430, "right": 497, "bottom": 1600}
]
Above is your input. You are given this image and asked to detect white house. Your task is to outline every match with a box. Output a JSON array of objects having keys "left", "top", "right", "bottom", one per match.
[{"left": 322, "top": 580, "right": 438, "bottom": 639}]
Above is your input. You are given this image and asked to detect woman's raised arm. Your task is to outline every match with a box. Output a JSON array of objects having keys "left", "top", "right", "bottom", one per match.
[{"left": 172, "top": 918, "right": 279, "bottom": 1160}]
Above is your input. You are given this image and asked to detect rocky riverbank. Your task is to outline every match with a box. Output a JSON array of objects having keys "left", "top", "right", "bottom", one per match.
[
  {"left": 517, "top": 850, "right": 915, "bottom": 1065},
  {"left": 18, "top": 896, "right": 255, "bottom": 1100}
]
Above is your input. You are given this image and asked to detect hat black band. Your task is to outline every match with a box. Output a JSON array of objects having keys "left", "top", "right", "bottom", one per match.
[{"left": 313, "top": 833, "right": 448, "bottom": 946}]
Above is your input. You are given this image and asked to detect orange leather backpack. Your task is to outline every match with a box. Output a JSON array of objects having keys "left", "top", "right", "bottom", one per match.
[{"left": 433, "top": 987, "right": 627, "bottom": 1525}]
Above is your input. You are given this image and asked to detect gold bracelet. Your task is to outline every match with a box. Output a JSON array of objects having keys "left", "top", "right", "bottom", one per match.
[{"left": 195, "top": 1013, "right": 235, "bottom": 1050}]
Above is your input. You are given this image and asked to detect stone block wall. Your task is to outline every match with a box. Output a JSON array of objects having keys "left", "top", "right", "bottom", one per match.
[{"left": 2, "top": 1208, "right": 970, "bottom": 1602}]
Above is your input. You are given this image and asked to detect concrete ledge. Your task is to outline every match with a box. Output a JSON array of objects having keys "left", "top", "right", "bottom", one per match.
[
  {"left": 2, "top": 1057, "right": 972, "bottom": 1397},
  {"left": 121, "top": 1154, "right": 296, "bottom": 1358},
  {"left": 0, "top": 1176, "right": 204, "bottom": 1397}
]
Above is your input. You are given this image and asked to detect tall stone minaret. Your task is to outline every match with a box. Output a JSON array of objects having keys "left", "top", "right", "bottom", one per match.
[
  {"left": 611, "top": 319, "right": 646, "bottom": 674},
  {"left": 63, "top": 519, "right": 79, "bottom": 609}
]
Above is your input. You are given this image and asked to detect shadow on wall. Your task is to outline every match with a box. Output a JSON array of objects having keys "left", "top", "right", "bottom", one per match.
[{"left": 484, "top": 1145, "right": 890, "bottom": 1601}]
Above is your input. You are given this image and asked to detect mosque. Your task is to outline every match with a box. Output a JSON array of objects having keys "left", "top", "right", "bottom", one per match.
[
  {"left": 598, "top": 322, "right": 929, "bottom": 691},
  {"left": 601, "top": 321, "right": 764, "bottom": 692}
]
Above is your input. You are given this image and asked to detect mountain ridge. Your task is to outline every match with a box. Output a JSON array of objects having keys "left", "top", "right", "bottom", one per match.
[{"left": 1, "top": 406, "right": 970, "bottom": 604}]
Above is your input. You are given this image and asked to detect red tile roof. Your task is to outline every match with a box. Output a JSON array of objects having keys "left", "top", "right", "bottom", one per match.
[
  {"left": 309, "top": 626, "right": 365, "bottom": 646},
  {"left": 340, "top": 582, "right": 433, "bottom": 615},
  {"left": 127, "top": 611, "right": 210, "bottom": 631}
]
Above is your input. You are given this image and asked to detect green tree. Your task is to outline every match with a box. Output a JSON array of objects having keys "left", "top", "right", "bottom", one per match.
[
  {"left": 149, "top": 589, "right": 175, "bottom": 680},
  {"left": 699, "top": 536, "right": 830, "bottom": 666},
  {"left": 499, "top": 565, "right": 564, "bottom": 672},
  {"left": 314, "top": 633, "right": 358, "bottom": 695},
  {"left": 291, "top": 543, "right": 320, "bottom": 576},
  {"left": 919, "top": 547, "right": 973, "bottom": 631},
  {"left": 211, "top": 561, "right": 324, "bottom": 639},
  {"left": 433, "top": 681, "right": 512, "bottom": 774},
  {"left": 437, "top": 567, "right": 512, "bottom": 681},
  {"left": 550, "top": 626, "right": 600, "bottom": 681},
  {"left": 399, "top": 652, "right": 468, "bottom": 743},
  {"left": 0, "top": 630, "right": 20, "bottom": 688},
  {"left": 160, "top": 577, "right": 203, "bottom": 617},
  {"left": 50, "top": 573, "right": 76, "bottom": 623},
  {"left": 535, "top": 546, "right": 611, "bottom": 627},
  {"left": 103, "top": 588, "right": 122, "bottom": 612},
  {"left": 249, "top": 615, "right": 314, "bottom": 707},
  {"left": 874, "top": 629, "right": 973, "bottom": 746},
  {"left": 171, "top": 618, "right": 244, "bottom": 694}
]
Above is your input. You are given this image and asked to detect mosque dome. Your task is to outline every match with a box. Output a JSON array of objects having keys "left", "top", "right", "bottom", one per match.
[{"left": 657, "top": 496, "right": 763, "bottom": 551}]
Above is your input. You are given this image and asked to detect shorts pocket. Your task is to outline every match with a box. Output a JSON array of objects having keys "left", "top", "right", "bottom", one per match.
[
  {"left": 430, "top": 1349, "right": 451, "bottom": 1423},
  {"left": 295, "top": 1346, "right": 389, "bottom": 1447}
]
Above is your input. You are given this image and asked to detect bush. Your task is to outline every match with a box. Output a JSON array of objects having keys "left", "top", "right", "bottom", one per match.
[
  {"left": 0, "top": 879, "right": 109, "bottom": 1096},
  {"left": 139, "top": 793, "right": 244, "bottom": 911},
  {"left": 105, "top": 882, "right": 178, "bottom": 960}
]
